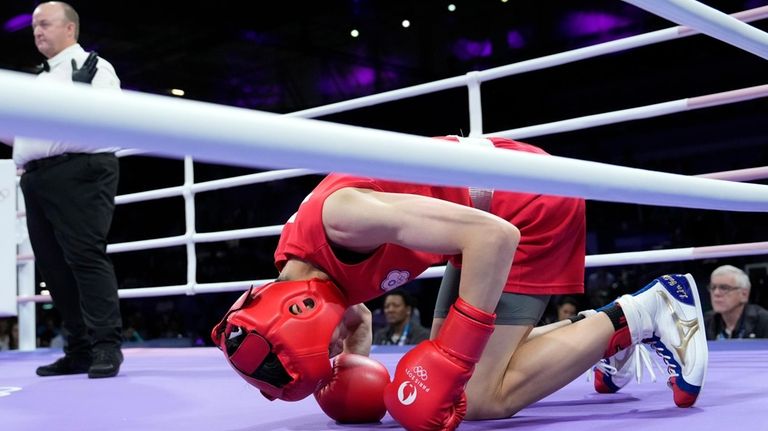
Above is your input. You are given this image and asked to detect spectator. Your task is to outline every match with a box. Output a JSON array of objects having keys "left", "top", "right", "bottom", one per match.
[
  {"left": 0, "top": 318, "right": 12, "bottom": 350},
  {"left": 705, "top": 264, "right": 768, "bottom": 340},
  {"left": 556, "top": 296, "right": 579, "bottom": 321},
  {"left": 372, "top": 290, "right": 430, "bottom": 346},
  {"left": 586, "top": 269, "right": 617, "bottom": 309},
  {"left": 36, "top": 314, "right": 61, "bottom": 347},
  {"left": 537, "top": 295, "right": 580, "bottom": 326},
  {"left": 11, "top": 320, "right": 19, "bottom": 350}
]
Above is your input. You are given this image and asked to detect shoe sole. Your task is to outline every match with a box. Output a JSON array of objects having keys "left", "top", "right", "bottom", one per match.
[
  {"left": 88, "top": 372, "right": 119, "bottom": 379},
  {"left": 36, "top": 370, "right": 89, "bottom": 377},
  {"left": 683, "top": 273, "right": 708, "bottom": 403}
]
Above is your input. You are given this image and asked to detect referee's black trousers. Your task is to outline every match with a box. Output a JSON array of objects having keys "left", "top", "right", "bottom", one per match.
[{"left": 20, "top": 153, "right": 122, "bottom": 355}]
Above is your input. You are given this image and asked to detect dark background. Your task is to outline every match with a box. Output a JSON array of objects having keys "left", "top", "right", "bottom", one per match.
[{"left": 1, "top": 0, "right": 767, "bottom": 345}]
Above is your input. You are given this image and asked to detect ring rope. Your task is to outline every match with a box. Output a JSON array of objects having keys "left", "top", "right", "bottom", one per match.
[
  {"left": 17, "top": 240, "right": 768, "bottom": 304},
  {"left": 290, "top": 6, "right": 768, "bottom": 119},
  {"left": 495, "top": 84, "right": 768, "bottom": 140},
  {"left": 625, "top": 0, "right": 768, "bottom": 60},
  {"left": 2, "top": 71, "right": 767, "bottom": 213}
]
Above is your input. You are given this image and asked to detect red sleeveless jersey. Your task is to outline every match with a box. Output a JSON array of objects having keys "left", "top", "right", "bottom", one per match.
[{"left": 275, "top": 137, "right": 585, "bottom": 304}]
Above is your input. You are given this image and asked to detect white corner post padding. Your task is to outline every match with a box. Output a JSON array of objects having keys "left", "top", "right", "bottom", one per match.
[{"left": 0, "top": 160, "right": 17, "bottom": 317}]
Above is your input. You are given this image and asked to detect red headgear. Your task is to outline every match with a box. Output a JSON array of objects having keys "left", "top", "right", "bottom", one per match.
[{"left": 211, "top": 278, "right": 348, "bottom": 401}]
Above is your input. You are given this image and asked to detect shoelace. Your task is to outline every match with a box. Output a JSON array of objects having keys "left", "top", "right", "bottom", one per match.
[
  {"left": 647, "top": 340, "right": 679, "bottom": 377},
  {"left": 594, "top": 360, "right": 618, "bottom": 375},
  {"left": 588, "top": 344, "right": 659, "bottom": 383}
]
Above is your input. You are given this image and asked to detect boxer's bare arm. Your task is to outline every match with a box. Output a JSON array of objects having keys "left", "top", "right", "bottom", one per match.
[{"left": 322, "top": 188, "right": 519, "bottom": 314}]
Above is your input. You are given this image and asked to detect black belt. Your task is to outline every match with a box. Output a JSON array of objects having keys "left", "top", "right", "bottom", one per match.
[{"left": 24, "top": 153, "right": 88, "bottom": 173}]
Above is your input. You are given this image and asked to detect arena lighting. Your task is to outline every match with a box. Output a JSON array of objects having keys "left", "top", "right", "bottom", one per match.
[
  {"left": 401, "top": 19, "right": 410, "bottom": 28},
  {"left": 453, "top": 38, "right": 493, "bottom": 60},
  {"left": 3, "top": 14, "right": 31, "bottom": 32},
  {"left": 507, "top": 30, "right": 525, "bottom": 49},
  {"left": 448, "top": 4, "right": 456, "bottom": 12},
  {"left": 170, "top": 89, "right": 185, "bottom": 97},
  {"left": 562, "top": 11, "right": 631, "bottom": 37},
  {"left": 350, "top": 29, "right": 359, "bottom": 37}
]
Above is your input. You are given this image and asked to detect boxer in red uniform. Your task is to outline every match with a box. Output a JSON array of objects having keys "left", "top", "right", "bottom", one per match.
[{"left": 212, "top": 136, "right": 708, "bottom": 430}]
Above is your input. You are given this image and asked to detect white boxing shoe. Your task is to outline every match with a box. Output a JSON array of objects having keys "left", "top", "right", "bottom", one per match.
[{"left": 616, "top": 273, "right": 708, "bottom": 407}]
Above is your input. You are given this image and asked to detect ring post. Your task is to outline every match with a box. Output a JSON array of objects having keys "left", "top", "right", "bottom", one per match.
[{"left": 0, "top": 160, "right": 16, "bottom": 317}]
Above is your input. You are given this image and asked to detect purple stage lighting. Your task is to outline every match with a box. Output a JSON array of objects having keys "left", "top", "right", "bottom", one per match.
[
  {"left": 317, "top": 65, "right": 378, "bottom": 98},
  {"left": 349, "top": 65, "right": 375, "bottom": 87},
  {"left": 4, "top": 14, "right": 32, "bottom": 32},
  {"left": 561, "top": 11, "right": 630, "bottom": 37},
  {"left": 506, "top": 30, "right": 525, "bottom": 49},
  {"left": 452, "top": 38, "right": 493, "bottom": 61}
]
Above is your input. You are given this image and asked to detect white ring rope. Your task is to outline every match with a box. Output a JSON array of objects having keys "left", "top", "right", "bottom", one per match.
[
  {"left": 697, "top": 166, "right": 768, "bottom": 182},
  {"left": 101, "top": 164, "right": 768, "bottom": 257},
  {"left": 585, "top": 241, "right": 768, "bottom": 267},
  {"left": 17, "top": 240, "right": 768, "bottom": 304},
  {"left": 106, "top": 225, "right": 284, "bottom": 254},
  {"left": 27, "top": 158, "right": 758, "bottom": 259},
  {"left": 417, "top": 242, "right": 768, "bottom": 281},
  {"left": 1, "top": 70, "right": 767, "bottom": 213},
  {"left": 17, "top": 160, "right": 759, "bottom": 261},
  {"left": 17, "top": 279, "right": 273, "bottom": 304},
  {"left": 290, "top": 6, "right": 768, "bottom": 119},
  {"left": 495, "top": 84, "right": 768, "bottom": 140},
  {"left": 14, "top": 82, "right": 768, "bottom": 221},
  {"left": 624, "top": 0, "right": 768, "bottom": 60},
  {"left": 115, "top": 168, "right": 312, "bottom": 205},
  {"left": 112, "top": 163, "right": 768, "bottom": 214},
  {"left": 111, "top": 82, "right": 768, "bottom": 212}
]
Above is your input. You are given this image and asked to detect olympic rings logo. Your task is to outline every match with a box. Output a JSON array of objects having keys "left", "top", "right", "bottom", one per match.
[{"left": 412, "top": 366, "right": 428, "bottom": 381}]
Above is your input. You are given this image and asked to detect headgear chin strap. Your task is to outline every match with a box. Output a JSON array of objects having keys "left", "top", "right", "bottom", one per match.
[{"left": 211, "top": 278, "right": 348, "bottom": 401}]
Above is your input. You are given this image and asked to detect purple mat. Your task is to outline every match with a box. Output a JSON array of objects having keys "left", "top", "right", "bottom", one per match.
[{"left": 2, "top": 341, "right": 766, "bottom": 430}]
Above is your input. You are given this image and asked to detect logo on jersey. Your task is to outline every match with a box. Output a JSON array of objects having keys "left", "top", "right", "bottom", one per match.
[{"left": 380, "top": 270, "right": 410, "bottom": 291}]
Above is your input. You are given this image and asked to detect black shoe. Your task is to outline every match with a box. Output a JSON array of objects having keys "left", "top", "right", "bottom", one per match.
[
  {"left": 88, "top": 349, "right": 123, "bottom": 379},
  {"left": 36, "top": 355, "right": 92, "bottom": 377}
]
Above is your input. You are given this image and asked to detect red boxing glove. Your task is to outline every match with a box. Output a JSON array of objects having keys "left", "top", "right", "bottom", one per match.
[
  {"left": 314, "top": 353, "right": 391, "bottom": 423},
  {"left": 383, "top": 298, "right": 495, "bottom": 431}
]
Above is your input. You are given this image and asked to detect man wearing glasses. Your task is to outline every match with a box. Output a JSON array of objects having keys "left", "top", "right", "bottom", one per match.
[{"left": 705, "top": 265, "right": 768, "bottom": 340}]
